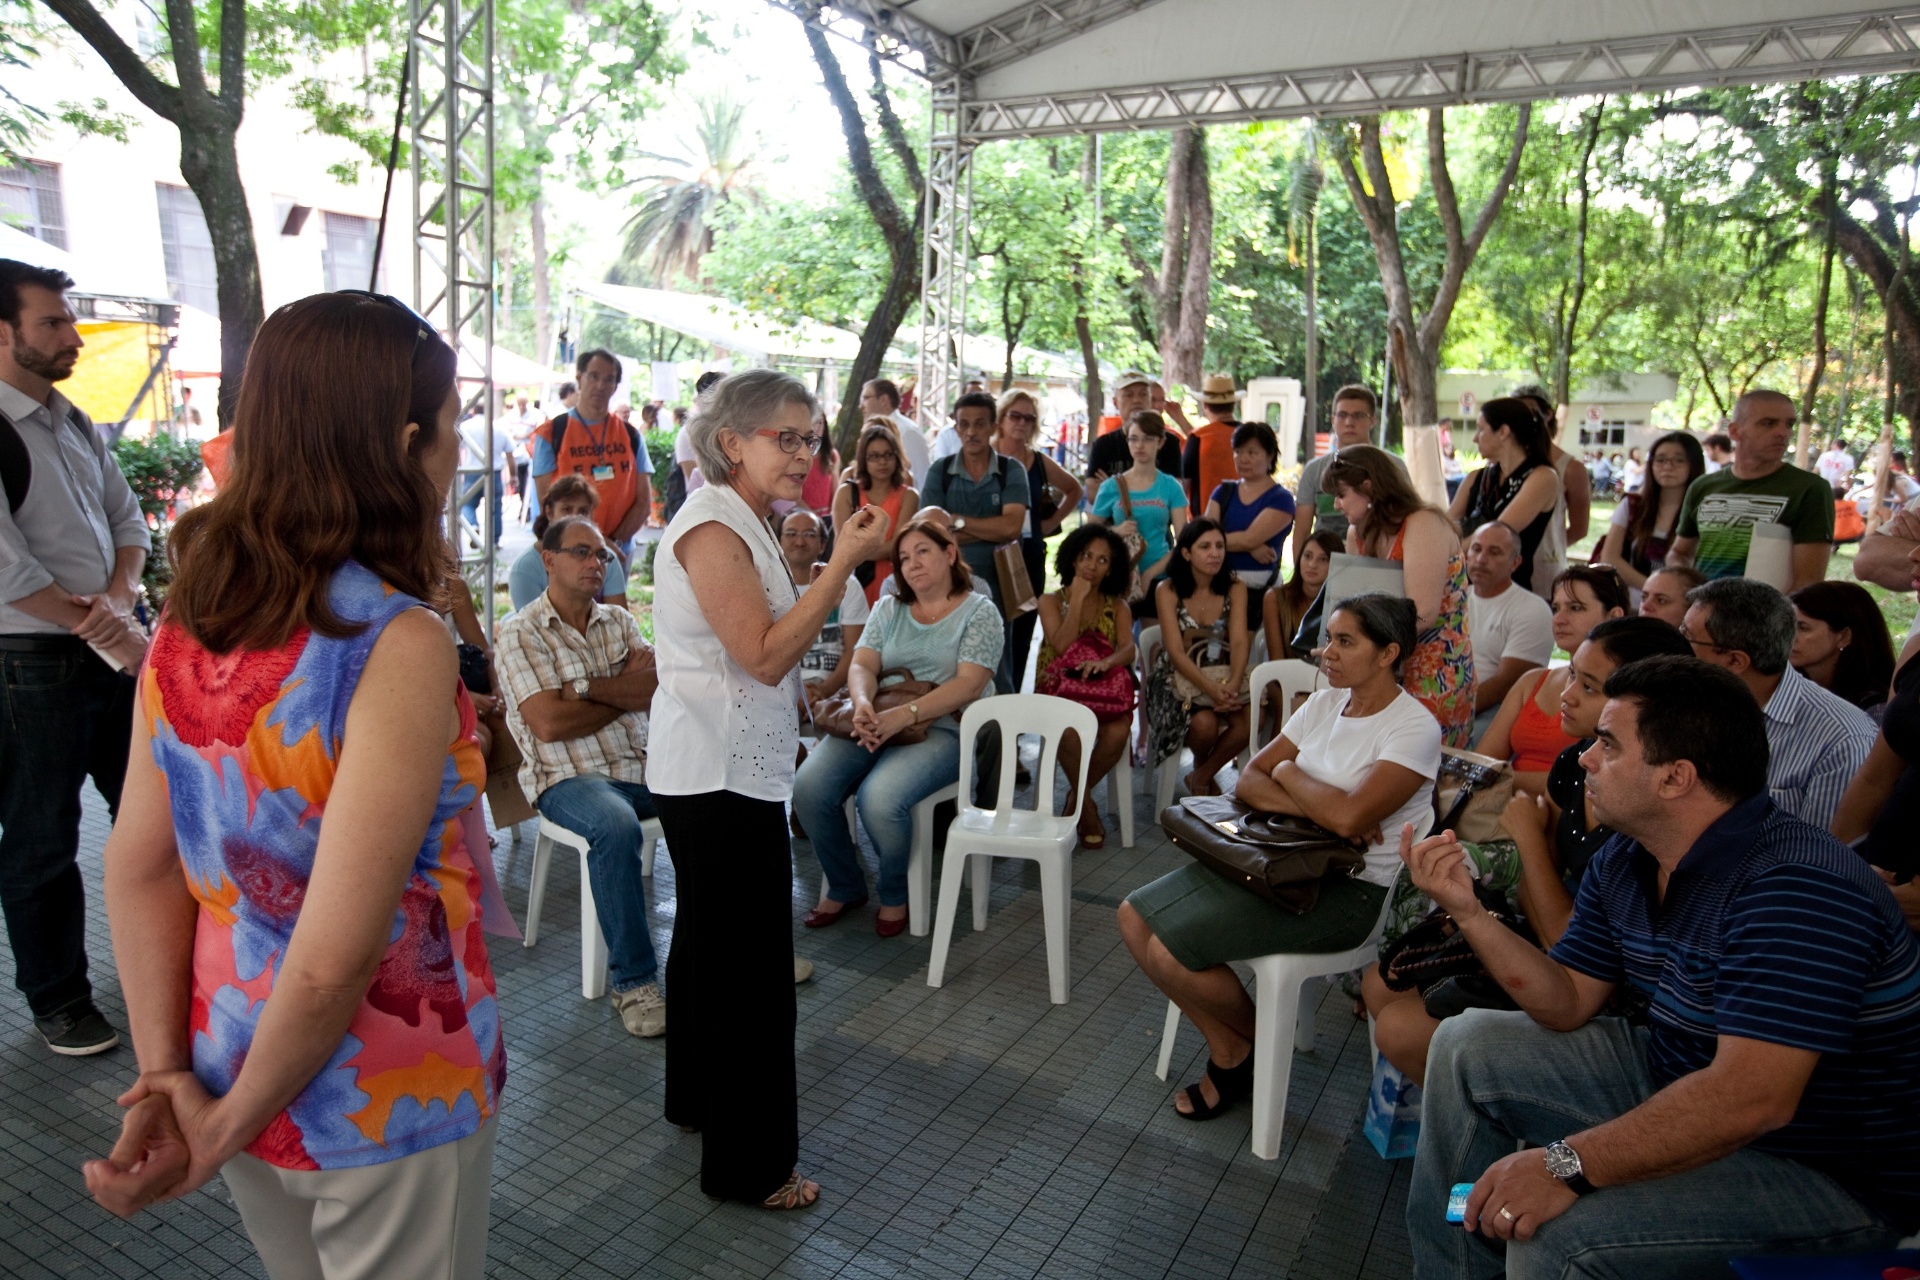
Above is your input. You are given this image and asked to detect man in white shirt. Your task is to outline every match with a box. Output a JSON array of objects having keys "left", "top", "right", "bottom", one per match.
[
  {"left": 1815, "top": 438, "right": 1856, "bottom": 493},
  {"left": 858, "top": 378, "right": 932, "bottom": 484},
  {"left": 1464, "top": 521, "right": 1555, "bottom": 743},
  {"left": 1680, "top": 577, "right": 1876, "bottom": 830}
]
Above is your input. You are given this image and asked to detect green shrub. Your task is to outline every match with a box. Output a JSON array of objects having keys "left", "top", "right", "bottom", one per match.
[{"left": 112, "top": 433, "right": 205, "bottom": 606}]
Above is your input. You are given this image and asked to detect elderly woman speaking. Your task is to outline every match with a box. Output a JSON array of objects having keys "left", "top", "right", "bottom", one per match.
[{"left": 649, "top": 371, "right": 888, "bottom": 1210}]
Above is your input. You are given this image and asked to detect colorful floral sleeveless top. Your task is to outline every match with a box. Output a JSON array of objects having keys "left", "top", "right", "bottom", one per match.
[
  {"left": 1389, "top": 524, "right": 1477, "bottom": 748},
  {"left": 142, "top": 561, "right": 505, "bottom": 1171}
]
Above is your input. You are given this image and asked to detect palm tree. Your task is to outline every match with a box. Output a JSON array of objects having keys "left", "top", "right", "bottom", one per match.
[{"left": 609, "top": 94, "right": 758, "bottom": 287}]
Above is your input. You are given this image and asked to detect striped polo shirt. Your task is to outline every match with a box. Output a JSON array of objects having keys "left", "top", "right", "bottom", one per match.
[{"left": 1552, "top": 796, "right": 1920, "bottom": 1230}]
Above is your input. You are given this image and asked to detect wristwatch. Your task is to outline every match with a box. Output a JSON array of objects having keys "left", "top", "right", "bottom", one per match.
[
  {"left": 906, "top": 702, "right": 921, "bottom": 725},
  {"left": 1543, "top": 1141, "right": 1595, "bottom": 1195},
  {"left": 572, "top": 677, "right": 591, "bottom": 698},
  {"left": 951, "top": 516, "right": 968, "bottom": 534}
]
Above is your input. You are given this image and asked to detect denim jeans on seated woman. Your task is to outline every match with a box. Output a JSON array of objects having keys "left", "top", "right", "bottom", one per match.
[
  {"left": 792, "top": 731, "right": 962, "bottom": 908},
  {"left": 534, "top": 774, "right": 660, "bottom": 993}
]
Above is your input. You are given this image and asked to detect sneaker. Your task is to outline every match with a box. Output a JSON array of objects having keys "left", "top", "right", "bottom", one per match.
[
  {"left": 610, "top": 983, "right": 666, "bottom": 1038},
  {"left": 36, "top": 1002, "right": 120, "bottom": 1057},
  {"left": 794, "top": 957, "right": 815, "bottom": 984}
]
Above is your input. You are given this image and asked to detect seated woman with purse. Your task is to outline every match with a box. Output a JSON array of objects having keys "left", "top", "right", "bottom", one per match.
[
  {"left": 1118, "top": 593, "right": 1441, "bottom": 1121},
  {"left": 1147, "top": 519, "right": 1251, "bottom": 797},
  {"left": 1361, "top": 616, "right": 1693, "bottom": 1084},
  {"left": 1035, "top": 524, "right": 1139, "bottom": 849},
  {"left": 792, "top": 518, "right": 1001, "bottom": 937}
]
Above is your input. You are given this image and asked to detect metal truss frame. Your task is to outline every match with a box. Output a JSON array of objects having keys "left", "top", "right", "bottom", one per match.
[
  {"left": 916, "top": 77, "right": 974, "bottom": 430},
  {"left": 410, "top": 0, "right": 497, "bottom": 638},
  {"left": 955, "top": 0, "right": 1166, "bottom": 76},
  {"left": 960, "top": 8, "right": 1920, "bottom": 139}
]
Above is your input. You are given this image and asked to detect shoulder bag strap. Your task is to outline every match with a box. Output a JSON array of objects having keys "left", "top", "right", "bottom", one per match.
[{"left": 0, "top": 410, "right": 27, "bottom": 516}]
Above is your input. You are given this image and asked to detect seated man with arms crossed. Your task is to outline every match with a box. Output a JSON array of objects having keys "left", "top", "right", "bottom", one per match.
[
  {"left": 1403, "top": 655, "right": 1920, "bottom": 1279},
  {"left": 496, "top": 515, "right": 666, "bottom": 1037},
  {"left": 1464, "top": 520, "right": 1554, "bottom": 744}
]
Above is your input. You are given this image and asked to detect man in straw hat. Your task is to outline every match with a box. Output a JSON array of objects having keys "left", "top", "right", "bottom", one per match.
[{"left": 1182, "top": 374, "right": 1242, "bottom": 513}]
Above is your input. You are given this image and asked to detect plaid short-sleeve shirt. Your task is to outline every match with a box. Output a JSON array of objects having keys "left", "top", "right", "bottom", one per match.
[{"left": 495, "top": 591, "right": 649, "bottom": 799}]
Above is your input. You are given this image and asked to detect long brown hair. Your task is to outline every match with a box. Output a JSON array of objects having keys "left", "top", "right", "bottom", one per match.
[
  {"left": 891, "top": 516, "right": 973, "bottom": 603},
  {"left": 853, "top": 421, "right": 910, "bottom": 490},
  {"left": 166, "top": 292, "right": 458, "bottom": 652},
  {"left": 1322, "top": 444, "right": 1436, "bottom": 547}
]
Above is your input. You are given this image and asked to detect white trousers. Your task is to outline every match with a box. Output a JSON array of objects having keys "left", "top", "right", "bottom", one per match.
[{"left": 221, "top": 1118, "right": 496, "bottom": 1280}]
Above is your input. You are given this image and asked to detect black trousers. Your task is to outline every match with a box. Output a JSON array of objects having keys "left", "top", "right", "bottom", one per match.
[
  {"left": 657, "top": 790, "right": 798, "bottom": 1201},
  {"left": 0, "top": 642, "right": 134, "bottom": 1017}
]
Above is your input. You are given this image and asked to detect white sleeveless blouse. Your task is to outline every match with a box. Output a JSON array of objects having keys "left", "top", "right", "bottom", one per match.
[{"left": 647, "top": 483, "right": 802, "bottom": 801}]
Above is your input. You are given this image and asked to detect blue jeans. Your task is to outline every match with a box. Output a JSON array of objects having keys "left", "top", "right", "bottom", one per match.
[
  {"left": 792, "top": 731, "right": 961, "bottom": 907},
  {"left": 459, "top": 470, "right": 502, "bottom": 546},
  {"left": 534, "top": 775, "right": 660, "bottom": 992},
  {"left": 1409, "top": 1009, "right": 1899, "bottom": 1280}
]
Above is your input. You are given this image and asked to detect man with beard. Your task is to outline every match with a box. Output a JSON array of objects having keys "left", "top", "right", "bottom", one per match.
[{"left": 0, "top": 260, "right": 151, "bottom": 1056}]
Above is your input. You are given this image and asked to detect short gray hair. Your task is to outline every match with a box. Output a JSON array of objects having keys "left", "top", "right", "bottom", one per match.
[
  {"left": 683, "top": 369, "right": 819, "bottom": 483},
  {"left": 1686, "top": 577, "right": 1794, "bottom": 674}
]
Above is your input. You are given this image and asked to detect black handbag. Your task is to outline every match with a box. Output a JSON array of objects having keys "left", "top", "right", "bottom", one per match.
[
  {"left": 456, "top": 643, "right": 493, "bottom": 695},
  {"left": 1377, "top": 882, "right": 1534, "bottom": 1018},
  {"left": 1159, "top": 795, "right": 1367, "bottom": 915}
]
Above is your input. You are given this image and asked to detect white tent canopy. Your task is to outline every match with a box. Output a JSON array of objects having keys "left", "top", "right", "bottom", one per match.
[
  {"left": 576, "top": 282, "right": 871, "bottom": 364},
  {"left": 821, "top": 1, "right": 1920, "bottom": 138}
]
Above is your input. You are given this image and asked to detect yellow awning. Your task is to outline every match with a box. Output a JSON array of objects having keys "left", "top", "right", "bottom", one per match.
[{"left": 67, "top": 320, "right": 169, "bottom": 426}]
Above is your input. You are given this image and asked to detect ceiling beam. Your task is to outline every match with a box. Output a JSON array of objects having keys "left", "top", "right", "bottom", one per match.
[
  {"left": 955, "top": 0, "right": 1168, "bottom": 76},
  {"left": 769, "top": 1, "right": 961, "bottom": 73},
  {"left": 960, "top": 7, "right": 1920, "bottom": 139}
]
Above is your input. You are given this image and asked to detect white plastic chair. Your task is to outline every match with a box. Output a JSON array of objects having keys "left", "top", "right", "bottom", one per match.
[
  {"left": 1098, "top": 759, "right": 1135, "bottom": 850},
  {"left": 523, "top": 814, "right": 663, "bottom": 999},
  {"left": 1247, "top": 658, "right": 1324, "bottom": 756},
  {"left": 1153, "top": 813, "right": 1430, "bottom": 1160},
  {"left": 927, "top": 695, "right": 1097, "bottom": 1004},
  {"left": 824, "top": 781, "right": 960, "bottom": 936}
]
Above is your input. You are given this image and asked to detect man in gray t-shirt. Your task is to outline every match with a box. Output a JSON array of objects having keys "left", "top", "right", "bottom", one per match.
[{"left": 1293, "top": 385, "right": 1403, "bottom": 559}]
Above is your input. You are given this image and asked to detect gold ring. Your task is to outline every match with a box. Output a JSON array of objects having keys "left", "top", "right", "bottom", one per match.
[{"left": 1498, "top": 1207, "right": 1515, "bottom": 1221}]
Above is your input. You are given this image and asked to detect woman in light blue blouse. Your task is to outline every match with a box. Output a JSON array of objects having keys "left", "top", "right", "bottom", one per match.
[
  {"left": 792, "top": 518, "right": 1002, "bottom": 937},
  {"left": 1091, "top": 410, "right": 1189, "bottom": 585}
]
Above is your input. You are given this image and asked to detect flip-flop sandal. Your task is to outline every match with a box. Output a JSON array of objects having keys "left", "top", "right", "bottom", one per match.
[
  {"left": 761, "top": 1171, "right": 821, "bottom": 1211},
  {"left": 1175, "top": 1054, "right": 1255, "bottom": 1121}
]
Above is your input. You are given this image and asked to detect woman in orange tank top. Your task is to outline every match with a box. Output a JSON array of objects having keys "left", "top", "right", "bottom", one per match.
[{"left": 1477, "top": 564, "right": 1630, "bottom": 793}]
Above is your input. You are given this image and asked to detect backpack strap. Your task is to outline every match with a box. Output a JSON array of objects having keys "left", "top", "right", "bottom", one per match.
[{"left": 0, "top": 411, "right": 28, "bottom": 517}]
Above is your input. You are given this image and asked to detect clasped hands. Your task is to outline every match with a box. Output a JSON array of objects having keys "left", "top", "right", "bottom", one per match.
[
  {"left": 83, "top": 1071, "right": 233, "bottom": 1219},
  {"left": 849, "top": 696, "right": 913, "bottom": 751},
  {"left": 70, "top": 587, "right": 148, "bottom": 669}
]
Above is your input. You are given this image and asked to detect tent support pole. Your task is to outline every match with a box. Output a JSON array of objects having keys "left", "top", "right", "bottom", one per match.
[{"left": 918, "top": 75, "right": 973, "bottom": 430}]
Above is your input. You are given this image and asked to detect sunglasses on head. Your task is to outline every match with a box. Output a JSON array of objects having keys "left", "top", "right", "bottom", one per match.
[{"left": 337, "top": 290, "right": 436, "bottom": 359}]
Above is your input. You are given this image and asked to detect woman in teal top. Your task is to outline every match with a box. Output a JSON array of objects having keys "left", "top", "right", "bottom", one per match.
[
  {"left": 791, "top": 518, "right": 1001, "bottom": 937},
  {"left": 1092, "top": 410, "right": 1189, "bottom": 583}
]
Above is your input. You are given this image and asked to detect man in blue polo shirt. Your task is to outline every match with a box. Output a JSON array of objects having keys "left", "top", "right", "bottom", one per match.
[
  {"left": 920, "top": 391, "right": 1028, "bottom": 691},
  {"left": 1401, "top": 655, "right": 1919, "bottom": 1278}
]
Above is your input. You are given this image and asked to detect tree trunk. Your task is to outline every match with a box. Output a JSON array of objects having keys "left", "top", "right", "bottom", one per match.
[
  {"left": 1303, "top": 214, "right": 1318, "bottom": 449},
  {"left": 176, "top": 105, "right": 263, "bottom": 427},
  {"left": 1073, "top": 135, "right": 1103, "bottom": 430},
  {"left": 1552, "top": 101, "right": 1605, "bottom": 410},
  {"left": 1333, "top": 107, "right": 1530, "bottom": 428},
  {"left": 43, "top": 0, "right": 263, "bottom": 429},
  {"left": 530, "top": 194, "right": 553, "bottom": 366},
  {"left": 795, "top": 15, "right": 923, "bottom": 454},
  {"left": 1798, "top": 193, "right": 1836, "bottom": 467},
  {"left": 1151, "top": 126, "right": 1211, "bottom": 388}
]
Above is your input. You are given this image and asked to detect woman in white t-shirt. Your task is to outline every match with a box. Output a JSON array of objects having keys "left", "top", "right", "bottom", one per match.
[{"left": 1118, "top": 593, "right": 1441, "bottom": 1122}]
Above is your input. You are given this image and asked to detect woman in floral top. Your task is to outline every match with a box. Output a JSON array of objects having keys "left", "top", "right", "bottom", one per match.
[{"left": 1322, "top": 446, "right": 1477, "bottom": 746}]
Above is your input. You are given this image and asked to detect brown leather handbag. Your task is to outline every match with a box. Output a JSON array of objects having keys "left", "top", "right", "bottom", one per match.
[
  {"left": 1159, "top": 795, "right": 1367, "bottom": 914},
  {"left": 812, "top": 668, "right": 939, "bottom": 746}
]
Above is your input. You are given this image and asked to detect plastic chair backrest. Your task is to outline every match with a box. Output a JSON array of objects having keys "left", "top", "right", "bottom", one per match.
[
  {"left": 1246, "top": 658, "right": 1322, "bottom": 754},
  {"left": 1137, "top": 624, "right": 1163, "bottom": 676},
  {"left": 955, "top": 694, "right": 1100, "bottom": 836}
]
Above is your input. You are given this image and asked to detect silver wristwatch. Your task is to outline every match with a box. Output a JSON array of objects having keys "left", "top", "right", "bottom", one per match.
[
  {"left": 951, "top": 516, "right": 968, "bottom": 534},
  {"left": 1543, "top": 1140, "right": 1594, "bottom": 1195},
  {"left": 572, "top": 677, "right": 591, "bottom": 697}
]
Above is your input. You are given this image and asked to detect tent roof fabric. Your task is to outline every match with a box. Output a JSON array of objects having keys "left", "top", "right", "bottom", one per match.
[
  {"left": 808, "top": 1, "right": 1920, "bottom": 139},
  {"left": 577, "top": 283, "right": 871, "bottom": 362}
]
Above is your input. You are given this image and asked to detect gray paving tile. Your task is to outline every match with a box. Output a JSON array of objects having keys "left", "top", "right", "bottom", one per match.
[{"left": 0, "top": 783, "right": 1410, "bottom": 1280}]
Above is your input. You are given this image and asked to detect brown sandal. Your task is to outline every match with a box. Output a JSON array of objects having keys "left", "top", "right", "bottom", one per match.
[{"left": 761, "top": 1171, "right": 821, "bottom": 1210}]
